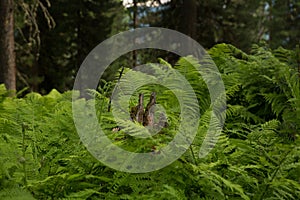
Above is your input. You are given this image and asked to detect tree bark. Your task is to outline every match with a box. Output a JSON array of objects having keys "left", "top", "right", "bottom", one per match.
[
  {"left": 132, "top": 0, "right": 137, "bottom": 67},
  {"left": 0, "top": 0, "right": 16, "bottom": 92},
  {"left": 143, "top": 92, "right": 156, "bottom": 127},
  {"left": 180, "top": 0, "right": 197, "bottom": 39}
]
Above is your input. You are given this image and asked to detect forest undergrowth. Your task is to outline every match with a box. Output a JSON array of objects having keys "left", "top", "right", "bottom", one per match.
[{"left": 0, "top": 44, "right": 300, "bottom": 199}]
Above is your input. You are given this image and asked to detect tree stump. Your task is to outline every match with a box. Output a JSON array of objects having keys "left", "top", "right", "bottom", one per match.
[
  {"left": 130, "top": 93, "right": 144, "bottom": 123},
  {"left": 143, "top": 92, "right": 156, "bottom": 127},
  {"left": 130, "top": 92, "right": 167, "bottom": 128}
]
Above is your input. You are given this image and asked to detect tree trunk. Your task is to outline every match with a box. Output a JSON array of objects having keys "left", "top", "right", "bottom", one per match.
[
  {"left": 180, "top": 0, "right": 197, "bottom": 39},
  {"left": 0, "top": 0, "right": 16, "bottom": 92},
  {"left": 132, "top": 0, "right": 137, "bottom": 67}
]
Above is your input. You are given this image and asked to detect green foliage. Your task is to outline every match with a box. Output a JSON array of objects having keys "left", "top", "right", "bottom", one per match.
[{"left": 1, "top": 44, "right": 300, "bottom": 199}]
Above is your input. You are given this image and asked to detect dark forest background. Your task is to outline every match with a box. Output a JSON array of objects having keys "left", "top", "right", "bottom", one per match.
[{"left": 0, "top": 0, "right": 299, "bottom": 93}]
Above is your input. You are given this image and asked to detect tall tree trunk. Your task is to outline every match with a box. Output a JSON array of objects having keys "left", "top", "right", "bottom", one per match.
[
  {"left": 0, "top": 0, "right": 16, "bottom": 92},
  {"left": 76, "top": 1, "right": 86, "bottom": 98},
  {"left": 180, "top": 0, "right": 197, "bottom": 39},
  {"left": 132, "top": 0, "right": 137, "bottom": 67}
]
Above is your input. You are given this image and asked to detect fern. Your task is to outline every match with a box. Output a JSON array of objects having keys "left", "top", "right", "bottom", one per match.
[{"left": 0, "top": 43, "right": 300, "bottom": 199}]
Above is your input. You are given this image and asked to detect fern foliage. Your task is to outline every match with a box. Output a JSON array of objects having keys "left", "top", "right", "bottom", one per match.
[{"left": 0, "top": 43, "right": 300, "bottom": 199}]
